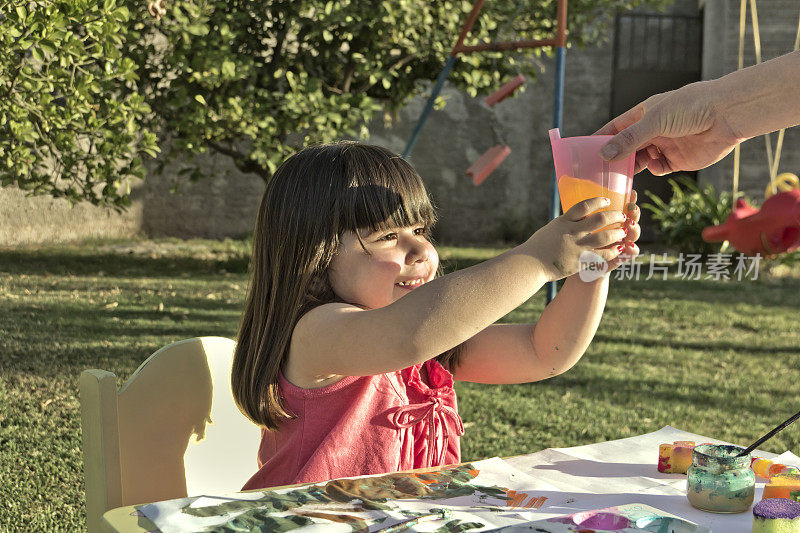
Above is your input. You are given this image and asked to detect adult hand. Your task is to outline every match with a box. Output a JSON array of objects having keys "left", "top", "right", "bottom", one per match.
[{"left": 594, "top": 81, "right": 742, "bottom": 175}]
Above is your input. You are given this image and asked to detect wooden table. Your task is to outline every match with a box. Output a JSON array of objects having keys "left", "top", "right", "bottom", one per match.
[{"left": 102, "top": 426, "right": 796, "bottom": 533}]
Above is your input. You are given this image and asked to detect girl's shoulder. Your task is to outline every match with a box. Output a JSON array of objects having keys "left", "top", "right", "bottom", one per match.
[
  {"left": 287, "top": 299, "right": 422, "bottom": 382},
  {"left": 285, "top": 302, "right": 366, "bottom": 389},
  {"left": 295, "top": 301, "right": 368, "bottom": 337}
]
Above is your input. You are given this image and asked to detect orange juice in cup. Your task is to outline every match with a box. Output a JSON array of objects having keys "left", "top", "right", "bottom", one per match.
[
  {"left": 549, "top": 128, "right": 634, "bottom": 232},
  {"left": 557, "top": 174, "right": 631, "bottom": 231}
]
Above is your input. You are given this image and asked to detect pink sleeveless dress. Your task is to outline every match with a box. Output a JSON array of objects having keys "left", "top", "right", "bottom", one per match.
[{"left": 241, "top": 358, "right": 464, "bottom": 490}]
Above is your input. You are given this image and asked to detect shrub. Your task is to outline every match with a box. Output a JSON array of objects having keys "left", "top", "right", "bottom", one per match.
[{"left": 642, "top": 175, "right": 740, "bottom": 255}]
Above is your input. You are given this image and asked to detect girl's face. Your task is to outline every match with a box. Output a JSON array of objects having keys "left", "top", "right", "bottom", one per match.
[{"left": 328, "top": 224, "right": 438, "bottom": 309}]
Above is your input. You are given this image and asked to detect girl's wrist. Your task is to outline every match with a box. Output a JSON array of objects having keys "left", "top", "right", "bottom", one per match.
[
  {"left": 509, "top": 243, "right": 554, "bottom": 285},
  {"left": 528, "top": 251, "right": 554, "bottom": 286},
  {"left": 566, "top": 270, "right": 609, "bottom": 286}
]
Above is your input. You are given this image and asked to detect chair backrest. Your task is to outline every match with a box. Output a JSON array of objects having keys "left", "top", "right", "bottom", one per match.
[{"left": 79, "top": 337, "right": 262, "bottom": 532}]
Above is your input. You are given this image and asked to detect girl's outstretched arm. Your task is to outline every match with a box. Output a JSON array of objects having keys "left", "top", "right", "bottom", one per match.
[
  {"left": 288, "top": 198, "right": 627, "bottom": 384},
  {"left": 451, "top": 196, "right": 640, "bottom": 384},
  {"left": 447, "top": 275, "right": 606, "bottom": 384}
]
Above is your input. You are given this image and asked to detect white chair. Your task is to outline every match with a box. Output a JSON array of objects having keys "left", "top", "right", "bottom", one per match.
[{"left": 79, "top": 337, "right": 261, "bottom": 532}]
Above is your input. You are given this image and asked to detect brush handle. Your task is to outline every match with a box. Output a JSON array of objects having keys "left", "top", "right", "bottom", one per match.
[
  {"left": 737, "top": 408, "right": 800, "bottom": 457},
  {"left": 373, "top": 509, "right": 451, "bottom": 532}
]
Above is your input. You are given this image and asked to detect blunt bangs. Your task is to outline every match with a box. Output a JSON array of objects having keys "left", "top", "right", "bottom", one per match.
[{"left": 336, "top": 144, "right": 436, "bottom": 236}]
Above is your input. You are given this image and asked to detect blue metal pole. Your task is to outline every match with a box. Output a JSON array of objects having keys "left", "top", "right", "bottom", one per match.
[
  {"left": 402, "top": 56, "right": 458, "bottom": 159},
  {"left": 546, "top": 45, "right": 566, "bottom": 305}
]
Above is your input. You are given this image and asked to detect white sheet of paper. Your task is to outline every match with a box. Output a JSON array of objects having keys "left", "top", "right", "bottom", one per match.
[{"left": 504, "top": 425, "right": 800, "bottom": 533}]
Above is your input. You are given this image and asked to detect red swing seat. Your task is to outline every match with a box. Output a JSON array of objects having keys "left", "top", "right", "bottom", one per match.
[
  {"left": 466, "top": 145, "right": 511, "bottom": 186},
  {"left": 465, "top": 76, "right": 524, "bottom": 185},
  {"left": 484, "top": 74, "right": 526, "bottom": 107},
  {"left": 702, "top": 189, "right": 800, "bottom": 256}
]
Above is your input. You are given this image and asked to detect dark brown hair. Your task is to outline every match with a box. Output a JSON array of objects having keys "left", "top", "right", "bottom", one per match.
[{"left": 232, "top": 142, "right": 461, "bottom": 429}]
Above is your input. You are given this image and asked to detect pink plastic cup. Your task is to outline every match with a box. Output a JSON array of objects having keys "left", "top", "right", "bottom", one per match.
[{"left": 549, "top": 128, "right": 635, "bottom": 227}]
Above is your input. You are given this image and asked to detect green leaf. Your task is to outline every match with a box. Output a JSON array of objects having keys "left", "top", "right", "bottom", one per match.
[
  {"left": 194, "top": 95, "right": 207, "bottom": 105},
  {"left": 39, "top": 39, "right": 57, "bottom": 54},
  {"left": 113, "top": 6, "right": 129, "bottom": 20},
  {"left": 186, "top": 24, "right": 209, "bottom": 36},
  {"left": 221, "top": 60, "right": 235, "bottom": 77}
]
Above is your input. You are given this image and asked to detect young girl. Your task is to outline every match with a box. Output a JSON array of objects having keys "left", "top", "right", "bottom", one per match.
[{"left": 233, "top": 141, "right": 640, "bottom": 490}]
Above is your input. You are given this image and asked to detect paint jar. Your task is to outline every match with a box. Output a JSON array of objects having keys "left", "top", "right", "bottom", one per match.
[{"left": 687, "top": 444, "right": 755, "bottom": 513}]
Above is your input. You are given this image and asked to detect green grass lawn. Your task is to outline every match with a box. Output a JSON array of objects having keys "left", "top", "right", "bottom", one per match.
[{"left": 1, "top": 238, "right": 799, "bottom": 530}]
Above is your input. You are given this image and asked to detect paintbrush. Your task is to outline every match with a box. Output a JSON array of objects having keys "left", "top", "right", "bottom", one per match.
[
  {"left": 736, "top": 407, "right": 800, "bottom": 457},
  {"left": 373, "top": 509, "right": 452, "bottom": 532}
]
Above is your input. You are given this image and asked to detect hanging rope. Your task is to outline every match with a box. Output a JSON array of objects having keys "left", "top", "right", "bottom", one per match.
[
  {"left": 747, "top": 0, "right": 777, "bottom": 182},
  {"left": 766, "top": 3, "right": 800, "bottom": 196},
  {"left": 732, "top": 0, "right": 746, "bottom": 210},
  {"left": 733, "top": 0, "right": 800, "bottom": 204}
]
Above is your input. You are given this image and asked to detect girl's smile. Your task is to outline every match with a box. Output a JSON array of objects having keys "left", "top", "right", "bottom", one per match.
[{"left": 395, "top": 278, "right": 425, "bottom": 290}]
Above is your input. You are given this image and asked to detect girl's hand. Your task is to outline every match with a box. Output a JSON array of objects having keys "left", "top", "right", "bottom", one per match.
[
  {"left": 605, "top": 189, "right": 641, "bottom": 272},
  {"left": 525, "top": 196, "right": 628, "bottom": 282}
]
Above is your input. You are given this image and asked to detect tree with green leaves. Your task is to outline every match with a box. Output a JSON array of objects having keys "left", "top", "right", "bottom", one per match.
[
  {"left": 2, "top": 0, "right": 666, "bottom": 208},
  {"left": 1, "top": 0, "right": 158, "bottom": 209}
]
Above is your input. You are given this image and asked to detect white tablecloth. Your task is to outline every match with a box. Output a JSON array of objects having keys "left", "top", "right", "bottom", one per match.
[{"left": 502, "top": 425, "right": 800, "bottom": 533}]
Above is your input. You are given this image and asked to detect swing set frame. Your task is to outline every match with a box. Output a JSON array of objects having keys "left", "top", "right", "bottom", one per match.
[
  {"left": 401, "top": 0, "right": 568, "bottom": 302},
  {"left": 701, "top": 1, "right": 800, "bottom": 258},
  {"left": 731, "top": 0, "right": 800, "bottom": 204},
  {"left": 402, "top": 0, "right": 568, "bottom": 160}
]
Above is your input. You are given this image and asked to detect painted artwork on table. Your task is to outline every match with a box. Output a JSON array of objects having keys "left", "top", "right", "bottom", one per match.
[
  {"left": 139, "top": 457, "right": 560, "bottom": 532},
  {"left": 503, "top": 503, "right": 713, "bottom": 533}
]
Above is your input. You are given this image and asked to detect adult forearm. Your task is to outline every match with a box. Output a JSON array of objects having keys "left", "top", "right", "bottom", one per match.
[
  {"left": 531, "top": 273, "right": 609, "bottom": 374},
  {"left": 715, "top": 50, "right": 800, "bottom": 140}
]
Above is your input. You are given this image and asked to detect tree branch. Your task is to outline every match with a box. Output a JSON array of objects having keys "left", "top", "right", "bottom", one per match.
[
  {"left": 3, "top": 55, "right": 24, "bottom": 99},
  {"left": 205, "top": 140, "right": 270, "bottom": 182},
  {"left": 267, "top": 18, "right": 288, "bottom": 78},
  {"left": 341, "top": 60, "right": 355, "bottom": 93},
  {"left": 205, "top": 139, "right": 245, "bottom": 160}
]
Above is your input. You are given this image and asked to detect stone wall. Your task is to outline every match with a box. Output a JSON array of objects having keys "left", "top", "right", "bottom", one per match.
[
  {"left": 0, "top": 186, "right": 142, "bottom": 246},
  {"left": 135, "top": 149, "right": 266, "bottom": 240},
  {"left": 0, "top": 146, "right": 267, "bottom": 246}
]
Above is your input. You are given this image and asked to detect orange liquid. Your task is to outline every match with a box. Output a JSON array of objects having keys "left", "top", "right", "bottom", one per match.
[{"left": 558, "top": 175, "right": 628, "bottom": 231}]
